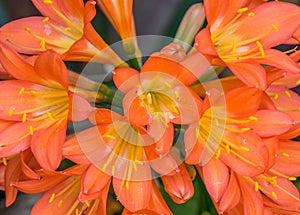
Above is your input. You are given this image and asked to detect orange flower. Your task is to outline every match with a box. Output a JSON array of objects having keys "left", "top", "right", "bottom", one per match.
[
  {"left": 112, "top": 53, "right": 203, "bottom": 127},
  {"left": 0, "top": 44, "right": 92, "bottom": 170},
  {"left": 0, "top": 0, "right": 125, "bottom": 66},
  {"left": 195, "top": 1, "right": 300, "bottom": 89},
  {"left": 13, "top": 165, "right": 110, "bottom": 215},
  {"left": 63, "top": 108, "right": 180, "bottom": 212}
]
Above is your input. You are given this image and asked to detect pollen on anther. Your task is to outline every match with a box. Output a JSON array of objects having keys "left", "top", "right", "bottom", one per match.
[
  {"left": 22, "top": 113, "right": 27, "bottom": 123},
  {"left": 47, "top": 112, "right": 54, "bottom": 121},
  {"left": 215, "top": 148, "right": 221, "bottom": 160},
  {"left": 49, "top": 193, "right": 55, "bottom": 203},
  {"left": 40, "top": 38, "right": 46, "bottom": 49},
  {"left": 282, "top": 152, "right": 290, "bottom": 158},
  {"left": 18, "top": 87, "right": 25, "bottom": 95},
  {"left": 256, "top": 41, "right": 265, "bottom": 58},
  {"left": 225, "top": 144, "right": 231, "bottom": 154},
  {"left": 240, "top": 146, "right": 249, "bottom": 151},
  {"left": 64, "top": 27, "right": 72, "bottom": 31},
  {"left": 248, "top": 12, "right": 255, "bottom": 17},
  {"left": 8, "top": 108, "right": 13, "bottom": 117},
  {"left": 271, "top": 191, "right": 278, "bottom": 200},
  {"left": 42, "top": 17, "right": 49, "bottom": 23},
  {"left": 249, "top": 116, "right": 258, "bottom": 121},
  {"left": 85, "top": 201, "right": 90, "bottom": 207},
  {"left": 29, "top": 126, "right": 34, "bottom": 135},
  {"left": 43, "top": 0, "right": 53, "bottom": 4},
  {"left": 296, "top": 79, "right": 300, "bottom": 85},
  {"left": 285, "top": 90, "right": 291, "bottom": 98},
  {"left": 25, "top": 27, "right": 31, "bottom": 32},
  {"left": 254, "top": 182, "right": 259, "bottom": 192},
  {"left": 274, "top": 93, "right": 279, "bottom": 100},
  {"left": 237, "top": 7, "right": 248, "bottom": 13},
  {"left": 289, "top": 177, "right": 297, "bottom": 181},
  {"left": 58, "top": 200, "right": 63, "bottom": 207},
  {"left": 75, "top": 208, "right": 79, "bottom": 215},
  {"left": 2, "top": 158, "right": 8, "bottom": 166}
]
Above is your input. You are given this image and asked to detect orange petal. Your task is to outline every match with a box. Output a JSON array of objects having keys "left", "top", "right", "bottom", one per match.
[
  {"left": 69, "top": 93, "right": 93, "bottom": 122},
  {"left": 246, "top": 110, "right": 293, "bottom": 137},
  {"left": 31, "top": 119, "right": 67, "bottom": 170},
  {"left": 5, "top": 156, "right": 21, "bottom": 207},
  {"left": 112, "top": 67, "right": 139, "bottom": 94},
  {"left": 218, "top": 172, "right": 241, "bottom": 213},
  {"left": 113, "top": 178, "right": 152, "bottom": 212},
  {"left": 203, "top": 158, "right": 229, "bottom": 202},
  {"left": 161, "top": 164, "right": 194, "bottom": 204}
]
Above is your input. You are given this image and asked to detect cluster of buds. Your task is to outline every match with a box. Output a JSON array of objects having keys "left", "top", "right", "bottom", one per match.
[{"left": 0, "top": 0, "right": 299, "bottom": 215}]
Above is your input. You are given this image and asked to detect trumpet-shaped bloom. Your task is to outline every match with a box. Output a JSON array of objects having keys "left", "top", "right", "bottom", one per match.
[
  {"left": 195, "top": 1, "right": 300, "bottom": 89},
  {"left": 63, "top": 108, "right": 181, "bottom": 212},
  {"left": 0, "top": 0, "right": 125, "bottom": 66},
  {"left": 0, "top": 44, "right": 92, "bottom": 170}
]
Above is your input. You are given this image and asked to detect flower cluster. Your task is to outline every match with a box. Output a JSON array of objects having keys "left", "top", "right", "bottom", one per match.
[{"left": 0, "top": 0, "right": 299, "bottom": 215}]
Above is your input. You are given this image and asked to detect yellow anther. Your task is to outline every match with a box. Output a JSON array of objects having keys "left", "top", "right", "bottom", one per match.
[
  {"left": 8, "top": 108, "right": 13, "bottom": 117},
  {"left": 25, "top": 27, "right": 31, "bottom": 32},
  {"left": 30, "top": 90, "right": 37, "bottom": 94},
  {"left": 272, "top": 24, "right": 279, "bottom": 32},
  {"left": 232, "top": 42, "right": 237, "bottom": 54},
  {"left": 18, "top": 87, "right": 25, "bottom": 95},
  {"left": 112, "top": 165, "right": 116, "bottom": 176},
  {"left": 22, "top": 113, "right": 27, "bottom": 123},
  {"left": 254, "top": 182, "right": 259, "bottom": 191},
  {"left": 248, "top": 12, "right": 255, "bottom": 17},
  {"left": 271, "top": 191, "right": 278, "bottom": 200},
  {"left": 249, "top": 116, "right": 258, "bottom": 121},
  {"left": 103, "top": 134, "right": 116, "bottom": 140},
  {"left": 2, "top": 158, "right": 8, "bottom": 166},
  {"left": 49, "top": 193, "right": 55, "bottom": 203},
  {"left": 135, "top": 160, "right": 144, "bottom": 165},
  {"left": 296, "top": 79, "right": 300, "bottom": 85},
  {"left": 298, "top": 107, "right": 300, "bottom": 112},
  {"left": 215, "top": 148, "right": 221, "bottom": 160},
  {"left": 285, "top": 90, "right": 291, "bottom": 98},
  {"left": 273, "top": 93, "right": 279, "bottom": 100},
  {"left": 173, "top": 106, "right": 179, "bottom": 115},
  {"left": 125, "top": 181, "right": 129, "bottom": 190},
  {"left": 240, "top": 127, "right": 251, "bottom": 132},
  {"left": 85, "top": 201, "right": 90, "bottom": 207},
  {"left": 29, "top": 126, "right": 34, "bottom": 135},
  {"left": 75, "top": 208, "right": 79, "bottom": 215},
  {"left": 64, "top": 27, "right": 72, "bottom": 31},
  {"left": 42, "top": 17, "right": 49, "bottom": 23},
  {"left": 256, "top": 41, "right": 265, "bottom": 58},
  {"left": 43, "top": 0, "right": 53, "bottom": 4},
  {"left": 40, "top": 38, "right": 46, "bottom": 49},
  {"left": 225, "top": 144, "right": 231, "bottom": 154},
  {"left": 282, "top": 152, "right": 290, "bottom": 158},
  {"left": 47, "top": 112, "right": 54, "bottom": 121},
  {"left": 237, "top": 7, "right": 248, "bottom": 13},
  {"left": 289, "top": 177, "right": 297, "bottom": 181},
  {"left": 58, "top": 199, "right": 63, "bottom": 207},
  {"left": 240, "top": 146, "right": 249, "bottom": 151},
  {"left": 146, "top": 93, "right": 152, "bottom": 105}
]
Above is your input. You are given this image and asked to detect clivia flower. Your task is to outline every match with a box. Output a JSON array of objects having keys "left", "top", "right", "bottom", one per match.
[
  {"left": 0, "top": 44, "right": 92, "bottom": 170},
  {"left": 195, "top": 1, "right": 300, "bottom": 89},
  {"left": 0, "top": 0, "right": 125, "bottom": 66}
]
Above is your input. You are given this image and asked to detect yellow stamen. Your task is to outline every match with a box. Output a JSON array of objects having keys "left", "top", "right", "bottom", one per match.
[
  {"left": 49, "top": 193, "right": 56, "bottom": 203},
  {"left": 47, "top": 112, "right": 54, "bottom": 121},
  {"left": 248, "top": 12, "right": 255, "bottom": 17},
  {"left": 29, "top": 126, "right": 34, "bottom": 135},
  {"left": 64, "top": 27, "right": 72, "bottom": 31},
  {"left": 237, "top": 7, "right": 248, "bottom": 13},
  {"left": 85, "top": 201, "right": 90, "bottom": 207},
  {"left": 296, "top": 79, "right": 300, "bottom": 85},
  {"left": 274, "top": 93, "right": 279, "bottom": 100},
  {"left": 215, "top": 148, "right": 221, "bottom": 160},
  {"left": 8, "top": 108, "right": 13, "bottom": 117},
  {"left": 240, "top": 146, "right": 249, "bottom": 151},
  {"left": 146, "top": 93, "right": 152, "bottom": 105},
  {"left": 256, "top": 41, "right": 265, "bottom": 58},
  {"left": 103, "top": 134, "right": 116, "bottom": 140},
  {"left": 75, "top": 208, "right": 79, "bottom": 215},
  {"left": 249, "top": 116, "right": 258, "bottom": 121},
  {"left": 42, "top": 17, "right": 49, "bottom": 23},
  {"left": 289, "top": 177, "right": 297, "bottom": 181},
  {"left": 271, "top": 191, "right": 278, "bottom": 200},
  {"left": 40, "top": 38, "right": 46, "bottom": 49},
  {"left": 125, "top": 181, "right": 129, "bottom": 190},
  {"left": 58, "top": 200, "right": 63, "bottom": 207},
  {"left": 225, "top": 144, "right": 231, "bottom": 154},
  {"left": 135, "top": 160, "right": 144, "bottom": 165},
  {"left": 282, "top": 152, "right": 290, "bottom": 158},
  {"left": 18, "top": 87, "right": 25, "bottom": 95},
  {"left": 285, "top": 90, "right": 291, "bottom": 98},
  {"left": 240, "top": 127, "right": 251, "bottom": 132},
  {"left": 112, "top": 165, "right": 116, "bottom": 176},
  {"left": 22, "top": 113, "right": 27, "bottom": 123},
  {"left": 2, "top": 158, "right": 8, "bottom": 166},
  {"left": 255, "top": 182, "right": 259, "bottom": 191},
  {"left": 43, "top": 0, "right": 53, "bottom": 4}
]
